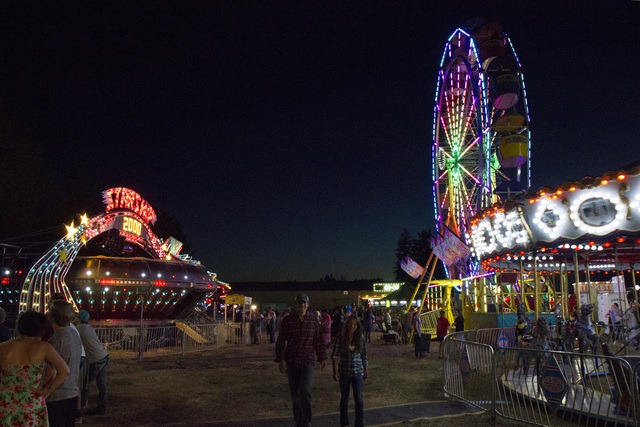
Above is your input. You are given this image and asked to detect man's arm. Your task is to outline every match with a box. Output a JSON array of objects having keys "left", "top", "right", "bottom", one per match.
[
  {"left": 313, "top": 319, "right": 327, "bottom": 369},
  {"left": 274, "top": 318, "right": 287, "bottom": 373}
]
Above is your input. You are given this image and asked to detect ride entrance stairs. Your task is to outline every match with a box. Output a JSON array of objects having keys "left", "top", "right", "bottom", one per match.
[{"left": 175, "top": 322, "right": 208, "bottom": 344}]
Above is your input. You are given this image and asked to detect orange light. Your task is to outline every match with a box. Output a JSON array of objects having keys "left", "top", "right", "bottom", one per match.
[
  {"left": 601, "top": 179, "right": 608, "bottom": 185},
  {"left": 540, "top": 191, "right": 546, "bottom": 196},
  {"left": 556, "top": 190, "right": 563, "bottom": 195},
  {"left": 617, "top": 237, "right": 625, "bottom": 243},
  {"left": 569, "top": 187, "right": 576, "bottom": 192},
  {"left": 529, "top": 199, "right": 535, "bottom": 204},
  {"left": 618, "top": 174, "right": 626, "bottom": 180},
  {"left": 603, "top": 242, "right": 611, "bottom": 248}
]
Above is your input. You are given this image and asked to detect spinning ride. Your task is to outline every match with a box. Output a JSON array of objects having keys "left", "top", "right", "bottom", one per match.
[
  {"left": 432, "top": 20, "right": 531, "bottom": 276},
  {"left": 19, "top": 187, "right": 224, "bottom": 321}
]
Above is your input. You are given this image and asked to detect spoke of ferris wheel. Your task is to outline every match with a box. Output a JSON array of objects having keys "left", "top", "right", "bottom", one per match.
[
  {"left": 459, "top": 134, "right": 480, "bottom": 157},
  {"left": 437, "top": 168, "right": 448, "bottom": 183},
  {"left": 459, "top": 164, "right": 481, "bottom": 185}
]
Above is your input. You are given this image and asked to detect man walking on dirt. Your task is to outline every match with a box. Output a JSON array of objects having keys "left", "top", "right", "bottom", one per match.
[{"left": 275, "top": 293, "right": 327, "bottom": 427}]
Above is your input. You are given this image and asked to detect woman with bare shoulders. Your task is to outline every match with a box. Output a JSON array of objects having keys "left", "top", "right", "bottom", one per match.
[{"left": 0, "top": 310, "right": 70, "bottom": 426}]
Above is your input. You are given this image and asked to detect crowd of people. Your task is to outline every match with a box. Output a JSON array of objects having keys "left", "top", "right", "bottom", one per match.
[
  {"left": 0, "top": 296, "right": 109, "bottom": 426},
  {"left": 271, "top": 295, "right": 457, "bottom": 427},
  {"left": 0, "top": 295, "right": 454, "bottom": 427}
]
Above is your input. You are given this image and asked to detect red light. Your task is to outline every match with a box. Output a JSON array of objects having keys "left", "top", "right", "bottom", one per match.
[
  {"left": 604, "top": 242, "right": 611, "bottom": 248},
  {"left": 617, "top": 237, "right": 625, "bottom": 243},
  {"left": 155, "top": 280, "right": 166, "bottom": 287},
  {"left": 99, "top": 278, "right": 116, "bottom": 285},
  {"left": 551, "top": 249, "right": 558, "bottom": 253},
  {"left": 1, "top": 278, "right": 9, "bottom": 285}
]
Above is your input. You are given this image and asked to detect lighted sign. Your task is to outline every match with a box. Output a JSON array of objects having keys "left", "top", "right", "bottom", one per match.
[
  {"left": 468, "top": 208, "right": 531, "bottom": 259},
  {"left": 531, "top": 198, "right": 567, "bottom": 240},
  {"left": 373, "top": 283, "right": 402, "bottom": 293},
  {"left": 122, "top": 216, "right": 143, "bottom": 236},
  {"left": 568, "top": 191, "right": 627, "bottom": 236},
  {"left": 102, "top": 187, "right": 157, "bottom": 225}
]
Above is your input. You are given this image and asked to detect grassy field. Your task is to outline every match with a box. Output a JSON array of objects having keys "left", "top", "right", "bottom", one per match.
[{"left": 79, "top": 339, "right": 578, "bottom": 426}]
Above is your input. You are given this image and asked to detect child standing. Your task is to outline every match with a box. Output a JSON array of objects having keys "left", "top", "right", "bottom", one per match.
[{"left": 436, "top": 310, "right": 450, "bottom": 359}]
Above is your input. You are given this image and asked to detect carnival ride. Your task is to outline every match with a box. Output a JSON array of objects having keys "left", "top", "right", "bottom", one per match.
[
  {"left": 406, "top": 20, "right": 531, "bottom": 329},
  {"left": 17, "top": 187, "right": 227, "bottom": 322},
  {"left": 432, "top": 20, "right": 530, "bottom": 278}
]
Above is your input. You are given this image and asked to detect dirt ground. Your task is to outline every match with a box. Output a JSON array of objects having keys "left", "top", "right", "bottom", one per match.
[{"left": 78, "top": 338, "right": 571, "bottom": 426}]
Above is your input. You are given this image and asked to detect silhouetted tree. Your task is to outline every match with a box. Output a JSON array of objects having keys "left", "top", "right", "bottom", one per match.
[{"left": 394, "top": 228, "right": 412, "bottom": 281}]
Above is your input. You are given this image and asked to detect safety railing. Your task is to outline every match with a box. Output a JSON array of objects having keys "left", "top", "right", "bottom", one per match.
[
  {"left": 94, "top": 323, "right": 224, "bottom": 360},
  {"left": 443, "top": 330, "right": 640, "bottom": 426}
]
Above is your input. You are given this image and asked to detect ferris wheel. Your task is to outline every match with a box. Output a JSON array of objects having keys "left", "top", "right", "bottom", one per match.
[{"left": 432, "top": 21, "right": 531, "bottom": 249}]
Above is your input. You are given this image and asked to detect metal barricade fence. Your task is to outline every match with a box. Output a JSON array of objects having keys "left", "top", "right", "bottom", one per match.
[
  {"left": 444, "top": 331, "right": 640, "bottom": 426},
  {"left": 94, "top": 323, "right": 223, "bottom": 360},
  {"left": 442, "top": 335, "right": 494, "bottom": 410}
]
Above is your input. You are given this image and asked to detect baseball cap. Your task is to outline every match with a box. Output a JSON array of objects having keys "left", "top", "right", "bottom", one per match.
[
  {"left": 295, "top": 293, "right": 309, "bottom": 303},
  {"left": 78, "top": 310, "right": 91, "bottom": 323}
]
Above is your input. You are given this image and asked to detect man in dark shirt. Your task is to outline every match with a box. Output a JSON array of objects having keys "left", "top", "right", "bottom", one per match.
[{"left": 275, "top": 293, "right": 326, "bottom": 427}]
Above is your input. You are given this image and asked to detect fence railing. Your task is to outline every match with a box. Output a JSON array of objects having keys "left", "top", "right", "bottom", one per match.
[
  {"left": 94, "top": 322, "right": 229, "bottom": 359},
  {"left": 443, "top": 330, "right": 640, "bottom": 426}
]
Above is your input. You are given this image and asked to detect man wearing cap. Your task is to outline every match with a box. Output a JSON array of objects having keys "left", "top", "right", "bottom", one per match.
[
  {"left": 76, "top": 310, "right": 109, "bottom": 416},
  {"left": 275, "top": 293, "right": 327, "bottom": 427}
]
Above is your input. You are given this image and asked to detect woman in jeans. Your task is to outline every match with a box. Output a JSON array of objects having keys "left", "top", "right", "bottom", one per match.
[{"left": 331, "top": 316, "right": 368, "bottom": 427}]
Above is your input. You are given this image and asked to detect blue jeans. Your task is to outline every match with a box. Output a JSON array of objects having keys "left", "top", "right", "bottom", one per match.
[
  {"left": 82, "top": 355, "right": 109, "bottom": 410},
  {"left": 286, "top": 362, "right": 315, "bottom": 427},
  {"left": 339, "top": 374, "right": 364, "bottom": 427}
]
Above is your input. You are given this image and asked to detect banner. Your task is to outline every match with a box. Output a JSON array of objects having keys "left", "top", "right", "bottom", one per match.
[
  {"left": 431, "top": 226, "right": 471, "bottom": 267},
  {"left": 400, "top": 256, "right": 425, "bottom": 279}
]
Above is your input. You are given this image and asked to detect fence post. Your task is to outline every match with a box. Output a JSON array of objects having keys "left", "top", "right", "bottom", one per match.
[
  {"left": 137, "top": 325, "right": 144, "bottom": 361},
  {"left": 181, "top": 328, "right": 186, "bottom": 356},
  {"left": 490, "top": 350, "right": 497, "bottom": 422}
]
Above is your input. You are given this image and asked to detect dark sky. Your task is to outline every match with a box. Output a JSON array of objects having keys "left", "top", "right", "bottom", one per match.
[{"left": 2, "top": 1, "right": 639, "bottom": 282}]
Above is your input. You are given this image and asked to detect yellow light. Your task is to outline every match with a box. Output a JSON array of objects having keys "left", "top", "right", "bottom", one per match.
[
  {"left": 80, "top": 213, "right": 89, "bottom": 225},
  {"left": 65, "top": 221, "right": 78, "bottom": 240}
]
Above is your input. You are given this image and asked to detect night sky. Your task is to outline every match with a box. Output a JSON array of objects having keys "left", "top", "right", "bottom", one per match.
[{"left": 2, "top": 1, "right": 639, "bottom": 282}]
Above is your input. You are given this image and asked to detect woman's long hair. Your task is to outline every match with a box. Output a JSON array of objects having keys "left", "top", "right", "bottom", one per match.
[{"left": 338, "top": 316, "right": 363, "bottom": 352}]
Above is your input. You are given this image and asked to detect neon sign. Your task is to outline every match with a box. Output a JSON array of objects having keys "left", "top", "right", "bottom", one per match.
[
  {"left": 122, "top": 216, "right": 143, "bottom": 236},
  {"left": 102, "top": 188, "right": 157, "bottom": 225}
]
